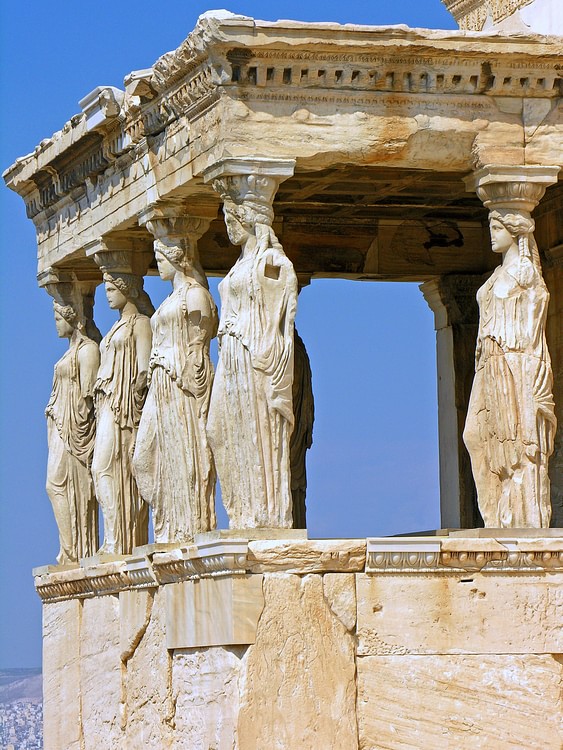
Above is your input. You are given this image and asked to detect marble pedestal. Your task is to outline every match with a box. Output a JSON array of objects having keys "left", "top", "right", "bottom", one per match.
[{"left": 35, "top": 535, "right": 563, "bottom": 750}]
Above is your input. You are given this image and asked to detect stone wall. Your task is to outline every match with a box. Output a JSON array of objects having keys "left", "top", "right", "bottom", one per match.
[{"left": 37, "top": 536, "right": 563, "bottom": 750}]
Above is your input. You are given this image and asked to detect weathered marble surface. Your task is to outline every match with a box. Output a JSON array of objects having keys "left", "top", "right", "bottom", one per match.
[
  {"left": 121, "top": 589, "right": 174, "bottom": 750},
  {"left": 172, "top": 647, "right": 244, "bottom": 750},
  {"left": 357, "top": 654, "right": 563, "bottom": 750},
  {"left": 356, "top": 572, "right": 562, "bottom": 655},
  {"left": 45, "top": 293, "right": 100, "bottom": 564},
  {"left": 238, "top": 573, "right": 358, "bottom": 750},
  {"left": 165, "top": 576, "right": 264, "bottom": 649},
  {"left": 38, "top": 537, "right": 563, "bottom": 750},
  {"left": 133, "top": 218, "right": 218, "bottom": 543},
  {"left": 43, "top": 599, "right": 82, "bottom": 750},
  {"left": 80, "top": 596, "right": 121, "bottom": 750},
  {"left": 207, "top": 161, "right": 297, "bottom": 530},
  {"left": 93, "top": 271, "right": 153, "bottom": 554}
]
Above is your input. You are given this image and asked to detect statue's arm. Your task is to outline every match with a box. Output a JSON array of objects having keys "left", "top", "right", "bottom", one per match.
[
  {"left": 78, "top": 342, "right": 100, "bottom": 401},
  {"left": 133, "top": 316, "right": 152, "bottom": 392},
  {"left": 185, "top": 286, "right": 217, "bottom": 350}
]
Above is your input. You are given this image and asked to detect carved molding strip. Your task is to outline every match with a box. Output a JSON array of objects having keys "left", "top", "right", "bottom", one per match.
[
  {"left": 34, "top": 537, "right": 563, "bottom": 601},
  {"left": 33, "top": 541, "right": 250, "bottom": 602},
  {"left": 152, "top": 541, "right": 249, "bottom": 584},
  {"left": 366, "top": 537, "right": 563, "bottom": 573}
]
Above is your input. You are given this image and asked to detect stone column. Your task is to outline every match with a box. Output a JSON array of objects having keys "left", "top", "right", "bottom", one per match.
[
  {"left": 463, "top": 165, "right": 560, "bottom": 528},
  {"left": 420, "top": 275, "right": 483, "bottom": 529},
  {"left": 203, "top": 158, "right": 298, "bottom": 530},
  {"left": 132, "top": 205, "right": 218, "bottom": 544},
  {"left": 39, "top": 267, "right": 102, "bottom": 564},
  {"left": 86, "top": 238, "right": 154, "bottom": 555}
]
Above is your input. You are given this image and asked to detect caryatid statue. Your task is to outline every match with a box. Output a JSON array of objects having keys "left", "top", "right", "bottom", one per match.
[
  {"left": 464, "top": 167, "right": 559, "bottom": 528},
  {"left": 133, "top": 212, "right": 218, "bottom": 543},
  {"left": 44, "top": 275, "right": 101, "bottom": 564},
  {"left": 205, "top": 159, "right": 298, "bottom": 529},
  {"left": 91, "top": 248, "right": 154, "bottom": 555}
]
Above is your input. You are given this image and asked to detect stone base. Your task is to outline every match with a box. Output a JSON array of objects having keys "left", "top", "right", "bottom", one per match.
[{"left": 36, "top": 536, "right": 563, "bottom": 750}]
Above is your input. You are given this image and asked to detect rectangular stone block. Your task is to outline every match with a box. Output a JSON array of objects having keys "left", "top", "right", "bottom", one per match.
[
  {"left": 247, "top": 539, "right": 366, "bottom": 573},
  {"left": 43, "top": 599, "right": 82, "bottom": 750},
  {"left": 121, "top": 589, "right": 175, "bottom": 750},
  {"left": 172, "top": 646, "right": 244, "bottom": 750},
  {"left": 357, "top": 572, "right": 563, "bottom": 654},
  {"left": 238, "top": 573, "right": 358, "bottom": 750},
  {"left": 165, "top": 575, "right": 264, "bottom": 649},
  {"left": 80, "top": 595, "right": 122, "bottom": 750},
  {"left": 357, "top": 654, "right": 563, "bottom": 750}
]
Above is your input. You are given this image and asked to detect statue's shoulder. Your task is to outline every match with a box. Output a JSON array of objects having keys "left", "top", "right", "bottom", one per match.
[{"left": 77, "top": 337, "right": 101, "bottom": 367}]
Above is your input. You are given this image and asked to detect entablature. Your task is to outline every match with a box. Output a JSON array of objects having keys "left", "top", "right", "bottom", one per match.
[{"left": 3, "top": 12, "right": 562, "bottom": 279}]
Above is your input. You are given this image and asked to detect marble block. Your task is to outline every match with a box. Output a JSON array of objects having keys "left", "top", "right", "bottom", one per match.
[
  {"left": 43, "top": 599, "right": 82, "bottom": 750},
  {"left": 165, "top": 575, "right": 264, "bottom": 649},
  {"left": 358, "top": 654, "right": 563, "bottom": 750},
  {"left": 357, "top": 572, "right": 563, "bottom": 655}
]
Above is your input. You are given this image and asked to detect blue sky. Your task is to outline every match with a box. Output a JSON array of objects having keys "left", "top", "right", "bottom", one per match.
[{"left": 0, "top": 1, "right": 456, "bottom": 668}]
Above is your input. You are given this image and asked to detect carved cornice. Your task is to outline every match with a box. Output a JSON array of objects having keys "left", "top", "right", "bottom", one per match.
[
  {"left": 366, "top": 537, "right": 563, "bottom": 573},
  {"left": 152, "top": 541, "right": 249, "bottom": 584},
  {"left": 33, "top": 559, "right": 157, "bottom": 603},
  {"left": 33, "top": 541, "right": 250, "bottom": 603},
  {"left": 4, "top": 16, "right": 561, "bottom": 227}
]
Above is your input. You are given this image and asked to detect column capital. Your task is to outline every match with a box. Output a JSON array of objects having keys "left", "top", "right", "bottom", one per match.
[
  {"left": 84, "top": 236, "right": 152, "bottom": 276},
  {"left": 203, "top": 158, "right": 295, "bottom": 225},
  {"left": 38, "top": 266, "right": 99, "bottom": 290},
  {"left": 138, "top": 203, "right": 213, "bottom": 244},
  {"left": 464, "top": 165, "right": 560, "bottom": 213},
  {"left": 202, "top": 157, "right": 295, "bottom": 184},
  {"left": 38, "top": 267, "right": 101, "bottom": 342}
]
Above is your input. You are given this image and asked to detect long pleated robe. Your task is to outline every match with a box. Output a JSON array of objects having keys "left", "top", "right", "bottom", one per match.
[
  {"left": 45, "top": 338, "right": 99, "bottom": 563},
  {"left": 133, "top": 284, "right": 217, "bottom": 543},
  {"left": 464, "top": 259, "right": 556, "bottom": 527},
  {"left": 92, "top": 315, "right": 151, "bottom": 554},
  {"left": 207, "top": 245, "right": 298, "bottom": 528}
]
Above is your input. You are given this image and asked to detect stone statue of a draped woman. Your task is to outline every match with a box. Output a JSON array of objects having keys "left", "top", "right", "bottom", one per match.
[
  {"left": 464, "top": 209, "right": 556, "bottom": 528},
  {"left": 208, "top": 174, "right": 298, "bottom": 528},
  {"left": 92, "top": 271, "right": 154, "bottom": 555},
  {"left": 133, "top": 227, "right": 218, "bottom": 543},
  {"left": 46, "top": 299, "right": 100, "bottom": 563}
]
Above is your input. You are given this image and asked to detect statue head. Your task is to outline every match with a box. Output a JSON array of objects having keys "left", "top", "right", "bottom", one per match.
[
  {"left": 154, "top": 238, "right": 208, "bottom": 289},
  {"left": 488, "top": 209, "right": 539, "bottom": 270},
  {"left": 53, "top": 301, "right": 82, "bottom": 339},
  {"left": 102, "top": 271, "right": 155, "bottom": 316}
]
